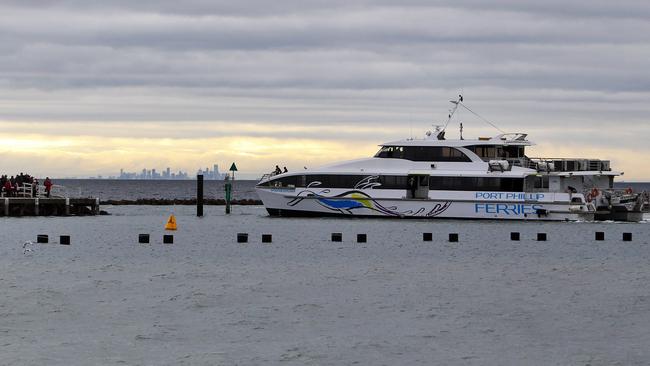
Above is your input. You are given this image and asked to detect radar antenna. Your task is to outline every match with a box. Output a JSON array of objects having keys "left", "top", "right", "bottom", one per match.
[
  {"left": 426, "top": 125, "right": 444, "bottom": 139},
  {"left": 438, "top": 94, "right": 506, "bottom": 138}
]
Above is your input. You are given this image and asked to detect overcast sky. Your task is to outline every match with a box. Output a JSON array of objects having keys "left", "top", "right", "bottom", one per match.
[{"left": 1, "top": 1, "right": 649, "bottom": 179}]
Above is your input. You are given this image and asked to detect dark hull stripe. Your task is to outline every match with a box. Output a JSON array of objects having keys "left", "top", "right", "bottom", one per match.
[{"left": 264, "top": 208, "right": 576, "bottom": 221}]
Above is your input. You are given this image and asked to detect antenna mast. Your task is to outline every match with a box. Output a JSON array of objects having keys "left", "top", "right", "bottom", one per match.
[{"left": 438, "top": 94, "right": 463, "bottom": 140}]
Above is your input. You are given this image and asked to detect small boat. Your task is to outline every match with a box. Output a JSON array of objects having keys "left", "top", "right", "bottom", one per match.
[{"left": 256, "top": 97, "right": 646, "bottom": 221}]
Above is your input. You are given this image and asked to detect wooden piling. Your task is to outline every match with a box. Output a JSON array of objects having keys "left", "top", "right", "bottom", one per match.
[
  {"left": 197, "top": 174, "right": 204, "bottom": 217},
  {"left": 60, "top": 235, "right": 70, "bottom": 245}
]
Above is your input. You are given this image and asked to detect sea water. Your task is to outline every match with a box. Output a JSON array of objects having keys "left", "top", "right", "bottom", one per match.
[
  {"left": 53, "top": 179, "right": 260, "bottom": 201},
  {"left": 1, "top": 205, "right": 649, "bottom": 365}
]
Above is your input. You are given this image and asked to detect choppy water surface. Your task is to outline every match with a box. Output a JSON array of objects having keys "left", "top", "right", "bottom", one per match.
[
  {"left": 55, "top": 179, "right": 259, "bottom": 200},
  {"left": 1, "top": 206, "right": 649, "bottom": 365}
]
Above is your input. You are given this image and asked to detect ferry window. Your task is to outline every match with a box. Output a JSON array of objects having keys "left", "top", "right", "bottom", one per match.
[
  {"left": 261, "top": 175, "right": 300, "bottom": 188},
  {"left": 468, "top": 145, "right": 513, "bottom": 161},
  {"left": 375, "top": 146, "right": 404, "bottom": 159},
  {"left": 379, "top": 175, "right": 408, "bottom": 189},
  {"left": 503, "top": 146, "right": 523, "bottom": 159},
  {"left": 402, "top": 146, "right": 424, "bottom": 161},
  {"left": 376, "top": 146, "right": 471, "bottom": 162},
  {"left": 305, "top": 175, "right": 369, "bottom": 188},
  {"left": 441, "top": 147, "right": 468, "bottom": 161},
  {"left": 299, "top": 174, "right": 409, "bottom": 189},
  {"left": 500, "top": 178, "right": 524, "bottom": 191},
  {"left": 525, "top": 175, "right": 548, "bottom": 190},
  {"left": 430, "top": 177, "right": 524, "bottom": 191}
]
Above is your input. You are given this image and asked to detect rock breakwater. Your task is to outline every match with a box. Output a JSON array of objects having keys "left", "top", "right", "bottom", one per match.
[{"left": 101, "top": 198, "right": 262, "bottom": 205}]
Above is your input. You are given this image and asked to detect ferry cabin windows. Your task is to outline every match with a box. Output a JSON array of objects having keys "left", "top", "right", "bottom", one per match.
[
  {"left": 374, "top": 146, "right": 471, "bottom": 162},
  {"left": 260, "top": 174, "right": 524, "bottom": 192},
  {"left": 260, "top": 175, "right": 371, "bottom": 189},
  {"left": 467, "top": 145, "right": 525, "bottom": 161},
  {"left": 263, "top": 175, "right": 300, "bottom": 188},
  {"left": 525, "top": 175, "right": 549, "bottom": 191},
  {"left": 429, "top": 177, "right": 523, "bottom": 192}
]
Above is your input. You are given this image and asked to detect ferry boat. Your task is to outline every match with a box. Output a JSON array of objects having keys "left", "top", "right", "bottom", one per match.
[{"left": 256, "top": 97, "right": 647, "bottom": 221}]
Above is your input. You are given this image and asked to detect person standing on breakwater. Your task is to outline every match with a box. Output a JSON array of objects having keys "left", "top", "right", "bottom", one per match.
[
  {"left": 44, "top": 177, "right": 53, "bottom": 197},
  {"left": 3, "top": 177, "right": 13, "bottom": 197},
  {"left": 32, "top": 178, "right": 39, "bottom": 197},
  {"left": 10, "top": 176, "right": 17, "bottom": 196}
]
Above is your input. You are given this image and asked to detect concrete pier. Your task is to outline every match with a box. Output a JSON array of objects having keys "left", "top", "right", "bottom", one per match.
[{"left": 0, "top": 197, "right": 100, "bottom": 217}]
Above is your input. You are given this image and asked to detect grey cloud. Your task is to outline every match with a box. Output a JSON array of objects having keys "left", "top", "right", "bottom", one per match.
[
  {"left": 6, "top": 1, "right": 650, "bottom": 19},
  {"left": 2, "top": 5, "right": 650, "bottom": 52},
  {"left": 0, "top": 1, "right": 649, "bottom": 145}
]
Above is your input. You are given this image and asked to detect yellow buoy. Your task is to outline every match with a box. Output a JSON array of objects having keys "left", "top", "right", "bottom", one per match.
[{"left": 165, "top": 214, "right": 177, "bottom": 231}]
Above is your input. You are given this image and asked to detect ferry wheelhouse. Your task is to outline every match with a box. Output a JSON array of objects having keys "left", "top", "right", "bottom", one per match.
[{"left": 256, "top": 99, "right": 647, "bottom": 221}]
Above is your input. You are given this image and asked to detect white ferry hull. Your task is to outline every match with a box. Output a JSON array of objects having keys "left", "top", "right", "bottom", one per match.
[{"left": 257, "top": 187, "right": 593, "bottom": 221}]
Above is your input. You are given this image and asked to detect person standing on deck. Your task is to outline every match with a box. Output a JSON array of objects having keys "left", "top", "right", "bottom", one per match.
[
  {"left": 407, "top": 176, "right": 417, "bottom": 199},
  {"left": 44, "top": 177, "right": 53, "bottom": 198}
]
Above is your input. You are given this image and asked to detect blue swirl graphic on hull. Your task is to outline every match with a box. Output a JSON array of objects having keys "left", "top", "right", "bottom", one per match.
[{"left": 286, "top": 188, "right": 451, "bottom": 217}]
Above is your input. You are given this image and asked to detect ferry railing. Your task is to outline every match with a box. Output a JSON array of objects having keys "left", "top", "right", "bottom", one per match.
[
  {"left": 259, "top": 172, "right": 285, "bottom": 182},
  {"left": 524, "top": 158, "right": 611, "bottom": 172},
  {"left": 506, "top": 157, "right": 536, "bottom": 169},
  {"left": 258, "top": 173, "right": 272, "bottom": 182}
]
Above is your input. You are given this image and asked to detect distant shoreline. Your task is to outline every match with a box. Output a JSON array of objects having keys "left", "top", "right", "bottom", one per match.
[
  {"left": 53, "top": 178, "right": 259, "bottom": 181},
  {"left": 101, "top": 198, "right": 262, "bottom": 206}
]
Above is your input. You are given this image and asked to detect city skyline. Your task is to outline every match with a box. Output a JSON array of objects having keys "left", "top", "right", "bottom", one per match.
[
  {"left": 118, "top": 164, "right": 225, "bottom": 180},
  {"left": 0, "top": 2, "right": 649, "bottom": 180}
]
